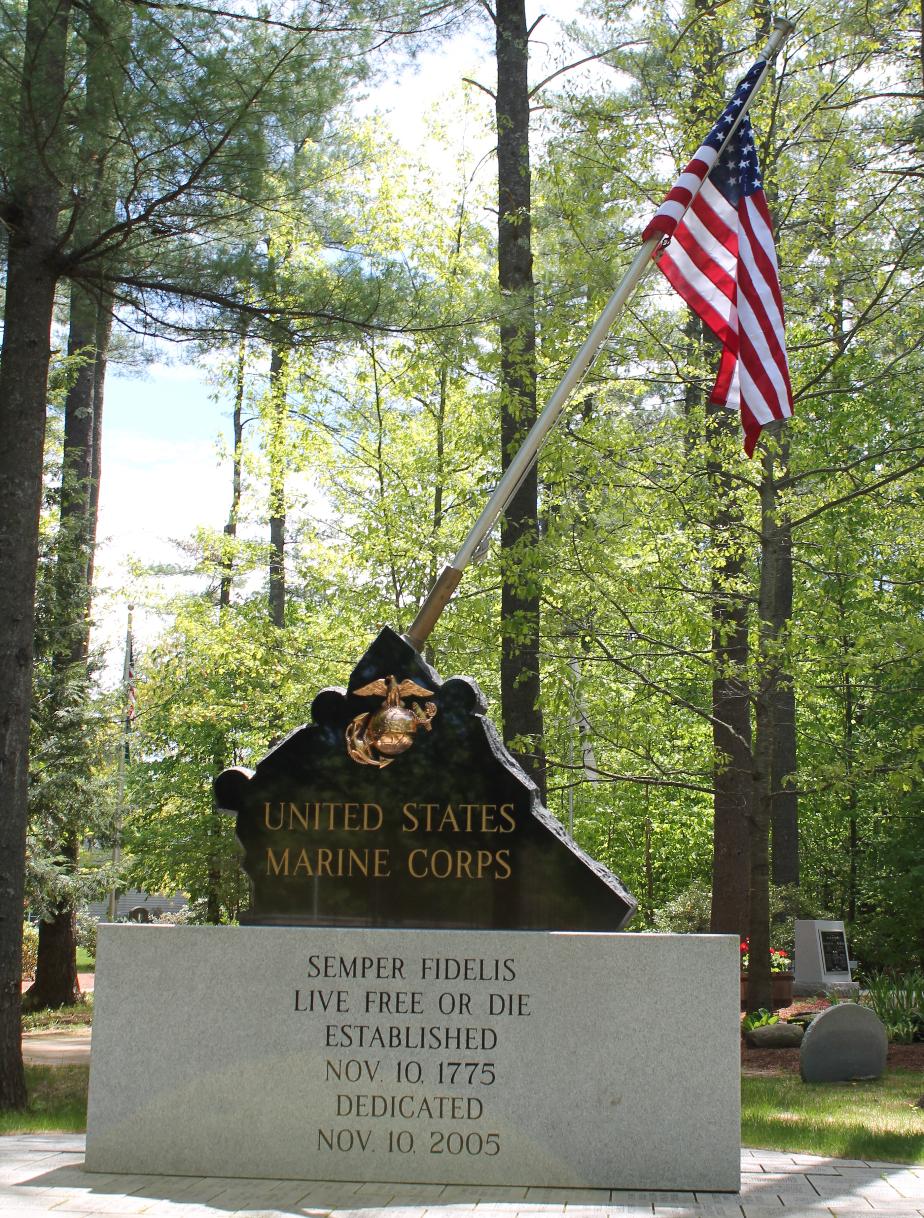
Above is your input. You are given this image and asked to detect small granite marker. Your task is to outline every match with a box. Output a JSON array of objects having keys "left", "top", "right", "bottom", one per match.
[
  {"left": 799, "top": 1003, "right": 888, "bottom": 1082},
  {"left": 794, "top": 919, "right": 858, "bottom": 998}
]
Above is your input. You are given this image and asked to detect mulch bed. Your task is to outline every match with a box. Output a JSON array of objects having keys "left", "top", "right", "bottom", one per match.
[
  {"left": 742, "top": 1042, "right": 924, "bottom": 1075},
  {"left": 741, "top": 999, "right": 924, "bottom": 1075}
]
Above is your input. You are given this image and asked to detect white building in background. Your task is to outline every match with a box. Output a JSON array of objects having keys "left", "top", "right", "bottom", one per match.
[{"left": 85, "top": 890, "right": 188, "bottom": 922}]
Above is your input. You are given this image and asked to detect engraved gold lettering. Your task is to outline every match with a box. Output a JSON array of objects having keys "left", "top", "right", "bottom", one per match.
[
  {"left": 293, "top": 848, "right": 313, "bottom": 876},
  {"left": 348, "top": 848, "right": 369, "bottom": 876},
  {"left": 457, "top": 803, "right": 477, "bottom": 831},
  {"left": 438, "top": 804, "right": 460, "bottom": 833},
  {"left": 455, "top": 849, "right": 473, "bottom": 878},
  {"left": 364, "top": 803, "right": 384, "bottom": 831},
  {"left": 402, "top": 802, "right": 418, "bottom": 832},
  {"left": 498, "top": 803, "right": 516, "bottom": 832},
  {"left": 495, "top": 849, "right": 512, "bottom": 879},
  {"left": 343, "top": 802, "right": 359, "bottom": 830},
  {"left": 264, "top": 802, "right": 284, "bottom": 831},
  {"left": 430, "top": 849, "right": 452, "bottom": 879},
  {"left": 288, "top": 802, "right": 309, "bottom": 830},
  {"left": 373, "top": 848, "right": 391, "bottom": 877},
  {"left": 407, "top": 848, "right": 427, "bottom": 878},
  {"left": 267, "top": 846, "right": 289, "bottom": 875}
]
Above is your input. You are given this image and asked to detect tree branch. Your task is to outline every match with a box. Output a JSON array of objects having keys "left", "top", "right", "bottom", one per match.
[
  {"left": 528, "top": 43, "right": 645, "bottom": 99},
  {"left": 789, "top": 456, "right": 924, "bottom": 532},
  {"left": 462, "top": 76, "right": 496, "bottom": 101}
]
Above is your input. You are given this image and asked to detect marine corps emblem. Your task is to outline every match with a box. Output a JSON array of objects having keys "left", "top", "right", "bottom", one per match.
[{"left": 345, "top": 674, "right": 437, "bottom": 768}]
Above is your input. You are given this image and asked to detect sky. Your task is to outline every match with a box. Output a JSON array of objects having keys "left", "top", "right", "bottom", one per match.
[{"left": 92, "top": 4, "right": 596, "bottom": 674}]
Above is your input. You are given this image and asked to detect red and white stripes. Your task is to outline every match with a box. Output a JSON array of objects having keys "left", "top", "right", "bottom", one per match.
[{"left": 643, "top": 144, "right": 720, "bottom": 243}]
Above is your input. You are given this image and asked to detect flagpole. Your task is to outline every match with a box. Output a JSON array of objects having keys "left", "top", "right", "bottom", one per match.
[
  {"left": 107, "top": 604, "right": 133, "bottom": 922},
  {"left": 404, "top": 16, "right": 795, "bottom": 654}
]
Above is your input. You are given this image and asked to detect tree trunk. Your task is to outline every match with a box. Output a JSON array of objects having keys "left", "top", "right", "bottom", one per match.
[
  {"left": 59, "top": 285, "right": 99, "bottom": 653},
  {"left": 86, "top": 302, "right": 113, "bottom": 590},
  {"left": 707, "top": 404, "right": 753, "bottom": 939},
  {"left": 844, "top": 662, "right": 858, "bottom": 922},
  {"left": 430, "top": 361, "right": 448, "bottom": 588},
  {"left": 208, "top": 333, "right": 247, "bottom": 924},
  {"left": 220, "top": 331, "right": 246, "bottom": 613},
  {"left": 748, "top": 430, "right": 792, "bottom": 1013},
  {"left": 0, "top": 0, "right": 72, "bottom": 1110},
  {"left": 25, "top": 0, "right": 125, "bottom": 1007},
  {"left": 206, "top": 744, "right": 224, "bottom": 926},
  {"left": 769, "top": 502, "right": 798, "bottom": 888},
  {"left": 22, "top": 840, "right": 81, "bottom": 1013},
  {"left": 267, "top": 343, "right": 287, "bottom": 629},
  {"left": 494, "top": 0, "right": 545, "bottom": 799},
  {"left": 770, "top": 664, "right": 799, "bottom": 885},
  {"left": 749, "top": 709, "right": 773, "bottom": 1013},
  {"left": 23, "top": 282, "right": 101, "bottom": 1013}
]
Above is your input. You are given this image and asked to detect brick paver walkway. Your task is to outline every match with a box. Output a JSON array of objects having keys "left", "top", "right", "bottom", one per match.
[{"left": 1, "top": 1135, "right": 922, "bottom": 1217}]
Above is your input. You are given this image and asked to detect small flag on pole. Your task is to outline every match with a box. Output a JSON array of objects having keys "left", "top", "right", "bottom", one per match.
[{"left": 643, "top": 60, "right": 793, "bottom": 455}]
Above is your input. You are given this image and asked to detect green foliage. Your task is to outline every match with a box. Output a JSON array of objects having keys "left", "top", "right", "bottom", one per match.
[
  {"left": 75, "top": 913, "right": 97, "bottom": 962},
  {"left": 122, "top": 597, "right": 280, "bottom": 920},
  {"left": 21, "top": 923, "right": 38, "bottom": 980},
  {"left": 862, "top": 971, "right": 924, "bottom": 1044},
  {"left": 742, "top": 1008, "right": 779, "bottom": 1032},
  {"left": 652, "top": 883, "right": 814, "bottom": 951},
  {"left": 767, "top": 886, "right": 824, "bottom": 960},
  {"left": 652, "top": 881, "right": 712, "bottom": 934}
]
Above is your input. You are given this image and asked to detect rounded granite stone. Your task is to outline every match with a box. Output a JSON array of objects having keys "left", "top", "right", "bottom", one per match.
[{"left": 799, "top": 1002, "right": 888, "bottom": 1082}]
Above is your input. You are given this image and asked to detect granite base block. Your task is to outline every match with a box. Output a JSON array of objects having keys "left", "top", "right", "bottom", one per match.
[{"left": 85, "top": 926, "right": 740, "bottom": 1191}]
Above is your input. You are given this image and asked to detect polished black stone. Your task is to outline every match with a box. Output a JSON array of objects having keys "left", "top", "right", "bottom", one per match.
[
  {"left": 820, "top": 929, "right": 849, "bottom": 973},
  {"left": 215, "top": 627, "right": 636, "bottom": 930}
]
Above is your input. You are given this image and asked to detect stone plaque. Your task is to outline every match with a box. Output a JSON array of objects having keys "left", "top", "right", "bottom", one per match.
[
  {"left": 794, "top": 919, "right": 855, "bottom": 996},
  {"left": 820, "top": 929, "right": 849, "bottom": 973},
  {"left": 85, "top": 924, "right": 741, "bottom": 1190},
  {"left": 215, "top": 627, "right": 636, "bottom": 931}
]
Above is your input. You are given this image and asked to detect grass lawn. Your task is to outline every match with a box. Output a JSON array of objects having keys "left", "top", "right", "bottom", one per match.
[
  {"left": 75, "top": 948, "right": 94, "bottom": 971},
  {"left": 21, "top": 996, "right": 93, "bottom": 1034},
  {"left": 0, "top": 1066, "right": 89, "bottom": 1135},
  {"left": 742, "top": 1071, "right": 924, "bottom": 1165}
]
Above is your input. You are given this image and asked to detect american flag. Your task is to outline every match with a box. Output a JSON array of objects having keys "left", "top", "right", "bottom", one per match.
[{"left": 643, "top": 60, "right": 793, "bottom": 455}]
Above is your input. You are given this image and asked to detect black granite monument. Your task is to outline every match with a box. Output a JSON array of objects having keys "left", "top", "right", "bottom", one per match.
[{"left": 215, "top": 627, "right": 636, "bottom": 930}]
